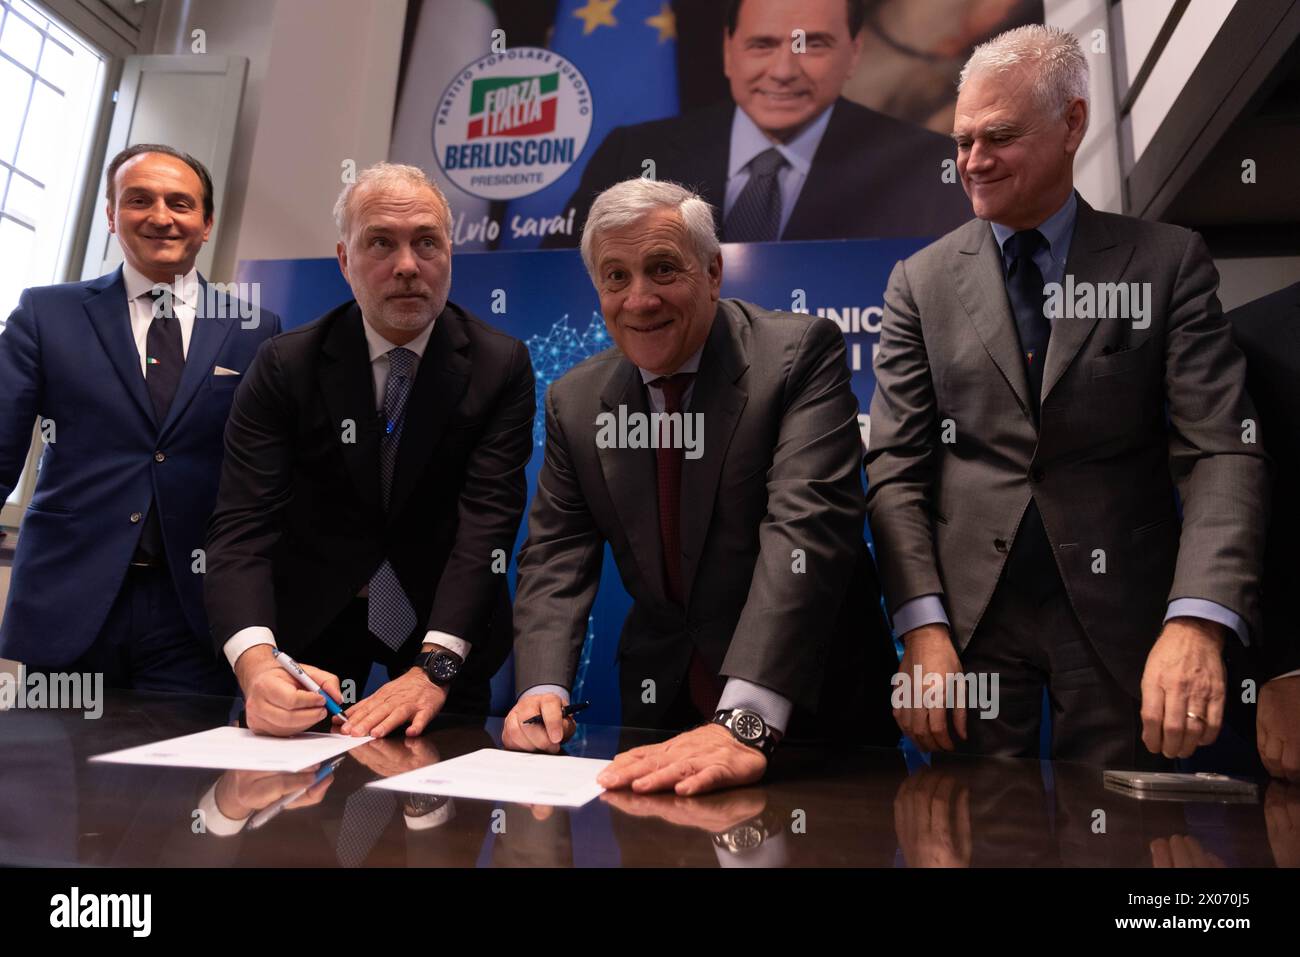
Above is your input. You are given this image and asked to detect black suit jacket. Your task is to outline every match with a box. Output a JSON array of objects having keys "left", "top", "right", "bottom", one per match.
[
  {"left": 512, "top": 299, "right": 898, "bottom": 742},
  {"left": 204, "top": 300, "right": 535, "bottom": 691},
  {"left": 1230, "top": 281, "right": 1300, "bottom": 680},
  {"left": 543, "top": 97, "right": 970, "bottom": 247}
]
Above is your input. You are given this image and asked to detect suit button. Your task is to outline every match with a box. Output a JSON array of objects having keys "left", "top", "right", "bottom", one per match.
[
  {"left": 994, "top": 539, "right": 1008, "bottom": 552},
  {"left": 1029, "top": 468, "right": 1045, "bottom": 483},
  {"left": 154, "top": 451, "right": 166, "bottom": 463},
  {"left": 129, "top": 512, "right": 142, "bottom": 523}
]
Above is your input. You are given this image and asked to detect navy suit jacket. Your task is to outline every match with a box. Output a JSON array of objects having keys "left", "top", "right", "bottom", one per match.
[{"left": 0, "top": 266, "right": 281, "bottom": 666}]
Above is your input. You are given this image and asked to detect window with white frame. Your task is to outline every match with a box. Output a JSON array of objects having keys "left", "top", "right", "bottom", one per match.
[{"left": 1, "top": 0, "right": 106, "bottom": 519}]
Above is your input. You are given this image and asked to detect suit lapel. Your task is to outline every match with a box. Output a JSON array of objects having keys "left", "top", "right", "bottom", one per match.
[
  {"left": 387, "top": 308, "right": 471, "bottom": 524},
  {"left": 1042, "top": 198, "right": 1135, "bottom": 402},
  {"left": 953, "top": 221, "right": 1033, "bottom": 415},
  {"left": 681, "top": 304, "right": 748, "bottom": 607},
  {"left": 319, "top": 304, "right": 383, "bottom": 518},
  {"left": 83, "top": 267, "right": 156, "bottom": 426},
  {"left": 597, "top": 359, "right": 667, "bottom": 601},
  {"left": 159, "top": 277, "right": 236, "bottom": 439}
]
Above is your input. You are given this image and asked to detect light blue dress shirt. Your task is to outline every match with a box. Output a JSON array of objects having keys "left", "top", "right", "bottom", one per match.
[
  {"left": 891, "top": 191, "right": 1249, "bottom": 648},
  {"left": 722, "top": 104, "right": 834, "bottom": 239}
]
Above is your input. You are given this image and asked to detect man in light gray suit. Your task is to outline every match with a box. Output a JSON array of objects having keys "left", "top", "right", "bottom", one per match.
[
  {"left": 865, "top": 25, "right": 1268, "bottom": 767},
  {"left": 503, "top": 178, "right": 898, "bottom": 796}
]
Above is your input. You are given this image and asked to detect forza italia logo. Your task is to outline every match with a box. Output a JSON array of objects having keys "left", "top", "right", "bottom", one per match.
[{"left": 435, "top": 48, "right": 592, "bottom": 200}]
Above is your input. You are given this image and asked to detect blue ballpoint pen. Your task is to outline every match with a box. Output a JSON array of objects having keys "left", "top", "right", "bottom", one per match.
[{"left": 272, "top": 649, "right": 347, "bottom": 719}]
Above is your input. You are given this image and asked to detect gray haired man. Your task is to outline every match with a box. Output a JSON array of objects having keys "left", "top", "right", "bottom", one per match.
[
  {"left": 504, "top": 178, "right": 898, "bottom": 795},
  {"left": 866, "top": 25, "right": 1268, "bottom": 766}
]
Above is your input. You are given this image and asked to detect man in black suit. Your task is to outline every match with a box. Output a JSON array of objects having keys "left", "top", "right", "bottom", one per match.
[
  {"left": 543, "top": 0, "right": 969, "bottom": 248},
  {"left": 503, "top": 178, "right": 898, "bottom": 796},
  {"left": 204, "top": 163, "right": 535, "bottom": 737},
  {"left": 1230, "top": 281, "right": 1300, "bottom": 781}
]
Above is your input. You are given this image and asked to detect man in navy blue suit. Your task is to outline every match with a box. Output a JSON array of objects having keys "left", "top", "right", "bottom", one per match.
[{"left": 0, "top": 143, "right": 280, "bottom": 693}]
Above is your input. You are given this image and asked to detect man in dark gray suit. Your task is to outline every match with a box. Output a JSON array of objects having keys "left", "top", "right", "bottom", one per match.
[
  {"left": 865, "top": 25, "right": 1268, "bottom": 767},
  {"left": 504, "top": 177, "right": 898, "bottom": 795}
]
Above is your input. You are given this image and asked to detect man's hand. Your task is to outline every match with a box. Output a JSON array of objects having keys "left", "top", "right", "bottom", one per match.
[
  {"left": 1140, "top": 618, "right": 1227, "bottom": 759},
  {"left": 893, "top": 767, "right": 972, "bottom": 868},
  {"left": 1264, "top": 779, "right": 1300, "bottom": 868},
  {"left": 1258, "top": 675, "right": 1300, "bottom": 781},
  {"left": 596, "top": 723, "right": 767, "bottom": 796},
  {"left": 502, "top": 693, "right": 576, "bottom": 753},
  {"left": 1149, "top": 834, "right": 1226, "bottom": 868},
  {"left": 213, "top": 766, "right": 335, "bottom": 820},
  {"left": 350, "top": 735, "right": 441, "bottom": 778},
  {"left": 601, "top": 787, "right": 766, "bottom": 833},
  {"left": 338, "top": 669, "right": 446, "bottom": 738},
  {"left": 894, "top": 623, "right": 966, "bottom": 753},
  {"left": 235, "top": 646, "right": 343, "bottom": 737}
]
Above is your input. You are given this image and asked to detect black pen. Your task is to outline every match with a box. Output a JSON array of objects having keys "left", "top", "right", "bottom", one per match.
[{"left": 524, "top": 700, "right": 591, "bottom": 725}]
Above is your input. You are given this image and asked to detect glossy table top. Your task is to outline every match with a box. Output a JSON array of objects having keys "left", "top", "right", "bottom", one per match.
[{"left": 1, "top": 691, "right": 1295, "bottom": 867}]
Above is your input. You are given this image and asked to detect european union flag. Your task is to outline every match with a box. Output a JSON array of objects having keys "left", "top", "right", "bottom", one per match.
[{"left": 498, "top": 0, "right": 680, "bottom": 249}]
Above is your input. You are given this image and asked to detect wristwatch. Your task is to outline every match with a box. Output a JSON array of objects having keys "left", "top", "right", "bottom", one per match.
[
  {"left": 415, "top": 646, "right": 462, "bottom": 687},
  {"left": 712, "top": 708, "right": 779, "bottom": 758},
  {"left": 712, "top": 815, "right": 770, "bottom": 854}
]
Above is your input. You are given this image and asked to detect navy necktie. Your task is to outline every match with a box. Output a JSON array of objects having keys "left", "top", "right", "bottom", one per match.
[
  {"left": 136, "top": 287, "right": 183, "bottom": 561},
  {"left": 1004, "top": 229, "right": 1050, "bottom": 416},
  {"left": 369, "top": 347, "right": 418, "bottom": 650},
  {"left": 145, "top": 286, "right": 184, "bottom": 424},
  {"left": 723, "top": 148, "right": 787, "bottom": 242},
  {"left": 1000, "top": 229, "right": 1059, "bottom": 603}
]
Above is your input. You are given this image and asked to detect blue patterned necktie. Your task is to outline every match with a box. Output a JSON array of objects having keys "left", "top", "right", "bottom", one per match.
[
  {"left": 369, "top": 347, "right": 418, "bottom": 650},
  {"left": 723, "top": 147, "right": 788, "bottom": 242}
]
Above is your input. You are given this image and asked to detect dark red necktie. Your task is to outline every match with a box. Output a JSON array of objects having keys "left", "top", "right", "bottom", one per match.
[{"left": 650, "top": 373, "right": 721, "bottom": 718}]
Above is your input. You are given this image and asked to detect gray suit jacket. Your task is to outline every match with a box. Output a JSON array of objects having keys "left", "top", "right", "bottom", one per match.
[
  {"left": 865, "top": 197, "right": 1268, "bottom": 696},
  {"left": 513, "top": 299, "right": 897, "bottom": 735}
]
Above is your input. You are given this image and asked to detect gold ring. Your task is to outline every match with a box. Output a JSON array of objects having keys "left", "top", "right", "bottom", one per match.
[{"left": 1186, "top": 711, "right": 1204, "bottom": 722}]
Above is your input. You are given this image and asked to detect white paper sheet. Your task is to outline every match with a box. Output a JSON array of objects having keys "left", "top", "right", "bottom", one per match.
[
  {"left": 368, "top": 747, "right": 611, "bottom": 807},
  {"left": 89, "top": 726, "right": 373, "bottom": 771}
]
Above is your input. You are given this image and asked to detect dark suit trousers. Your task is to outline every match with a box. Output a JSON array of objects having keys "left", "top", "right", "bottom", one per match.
[
  {"left": 304, "top": 599, "right": 490, "bottom": 717},
  {"left": 56, "top": 565, "right": 234, "bottom": 696},
  {"left": 957, "top": 577, "right": 1167, "bottom": 769}
]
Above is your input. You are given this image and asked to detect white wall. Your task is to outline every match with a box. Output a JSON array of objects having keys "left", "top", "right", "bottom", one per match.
[
  {"left": 152, "top": 0, "right": 408, "bottom": 279},
  {"left": 1121, "top": 0, "right": 1238, "bottom": 163},
  {"left": 1045, "top": 0, "right": 1123, "bottom": 213}
]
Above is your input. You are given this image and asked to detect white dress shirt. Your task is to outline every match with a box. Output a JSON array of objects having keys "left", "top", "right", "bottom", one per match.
[
  {"left": 122, "top": 261, "right": 199, "bottom": 372},
  {"left": 222, "top": 313, "right": 470, "bottom": 669}
]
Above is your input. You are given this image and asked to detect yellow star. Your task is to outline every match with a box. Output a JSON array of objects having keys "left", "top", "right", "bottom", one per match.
[
  {"left": 645, "top": 3, "right": 676, "bottom": 43},
  {"left": 573, "top": 0, "right": 618, "bottom": 36}
]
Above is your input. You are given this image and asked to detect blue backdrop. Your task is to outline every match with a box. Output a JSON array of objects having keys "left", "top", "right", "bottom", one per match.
[{"left": 238, "top": 237, "right": 926, "bottom": 719}]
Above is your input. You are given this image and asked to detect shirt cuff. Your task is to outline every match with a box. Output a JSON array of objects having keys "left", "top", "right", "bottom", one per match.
[
  {"left": 1165, "top": 599, "right": 1249, "bottom": 646},
  {"left": 404, "top": 799, "right": 457, "bottom": 830},
  {"left": 717, "top": 678, "right": 792, "bottom": 735},
  {"left": 891, "top": 595, "right": 950, "bottom": 636},
  {"left": 223, "top": 626, "right": 277, "bottom": 670},
  {"left": 422, "top": 631, "right": 470, "bottom": 661},
  {"left": 196, "top": 780, "right": 251, "bottom": 837},
  {"left": 519, "top": 684, "right": 570, "bottom": 704}
]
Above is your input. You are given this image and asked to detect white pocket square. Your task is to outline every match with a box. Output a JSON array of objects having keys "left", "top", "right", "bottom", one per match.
[{"left": 213, "top": 366, "right": 241, "bottom": 376}]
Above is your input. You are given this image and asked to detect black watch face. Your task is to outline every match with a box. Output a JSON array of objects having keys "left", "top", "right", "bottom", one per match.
[
  {"left": 429, "top": 654, "right": 459, "bottom": 681},
  {"left": 733, "top": 711, "right": 765, "bottom": 742}
]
